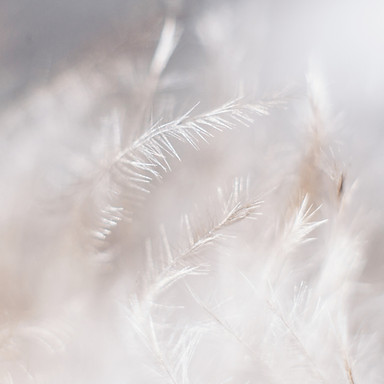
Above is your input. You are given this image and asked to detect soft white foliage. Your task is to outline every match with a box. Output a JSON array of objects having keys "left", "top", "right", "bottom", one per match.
[{"left": 0, "top": 1, "right": 383, "bottom": 383}]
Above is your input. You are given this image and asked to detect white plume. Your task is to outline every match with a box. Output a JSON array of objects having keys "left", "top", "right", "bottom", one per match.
[{"left": 0, "top": 0, "right": 383, "bottom": 383}]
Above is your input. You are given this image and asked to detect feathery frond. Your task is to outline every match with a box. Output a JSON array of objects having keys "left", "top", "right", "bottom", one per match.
[{"left": 0, "top": 1, "right": 382, "bottom": 383}]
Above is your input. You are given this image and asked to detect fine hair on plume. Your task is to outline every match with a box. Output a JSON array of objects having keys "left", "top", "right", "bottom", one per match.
[{"left": 0, "top": 1, "right": 383, "bottom": 383}]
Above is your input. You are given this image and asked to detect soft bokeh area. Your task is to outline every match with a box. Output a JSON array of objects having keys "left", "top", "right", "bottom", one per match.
[{"left": 0, "top": 1, "right": 383, "bottom": 382}]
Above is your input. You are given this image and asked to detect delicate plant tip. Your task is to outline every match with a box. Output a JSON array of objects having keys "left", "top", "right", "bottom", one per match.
[{"left": 1, "top": 1, "right": 383, "bottom": 384}]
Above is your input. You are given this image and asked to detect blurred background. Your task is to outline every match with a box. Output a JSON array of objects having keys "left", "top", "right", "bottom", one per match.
[
  {"left": 0, "top": 2, "right": 383, "bottom": 381},
  {"left": 1, "top": 0, "right": 383, "bottom": 263},
  {"left": 2, "top": 0, "right": 384, "bottom": 107}
]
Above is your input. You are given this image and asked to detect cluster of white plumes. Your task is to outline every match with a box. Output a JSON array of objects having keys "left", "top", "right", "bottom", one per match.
[{"left": 0, "top": 1, "right": 383, "bottom": 383}]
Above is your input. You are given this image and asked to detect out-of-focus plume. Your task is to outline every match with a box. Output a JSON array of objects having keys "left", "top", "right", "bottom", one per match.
[{"left": 0, "top": 0, "right": 383, "bottom": 383}]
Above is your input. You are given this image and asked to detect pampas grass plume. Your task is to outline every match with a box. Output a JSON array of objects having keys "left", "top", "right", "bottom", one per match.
[{"left": 0, "top": 1, "right": 383, "bottom": 383}]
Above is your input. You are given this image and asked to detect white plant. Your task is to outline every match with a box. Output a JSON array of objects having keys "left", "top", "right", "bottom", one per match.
[{"left": 0, "top": 1, "right": 383, "bottom": 383}]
